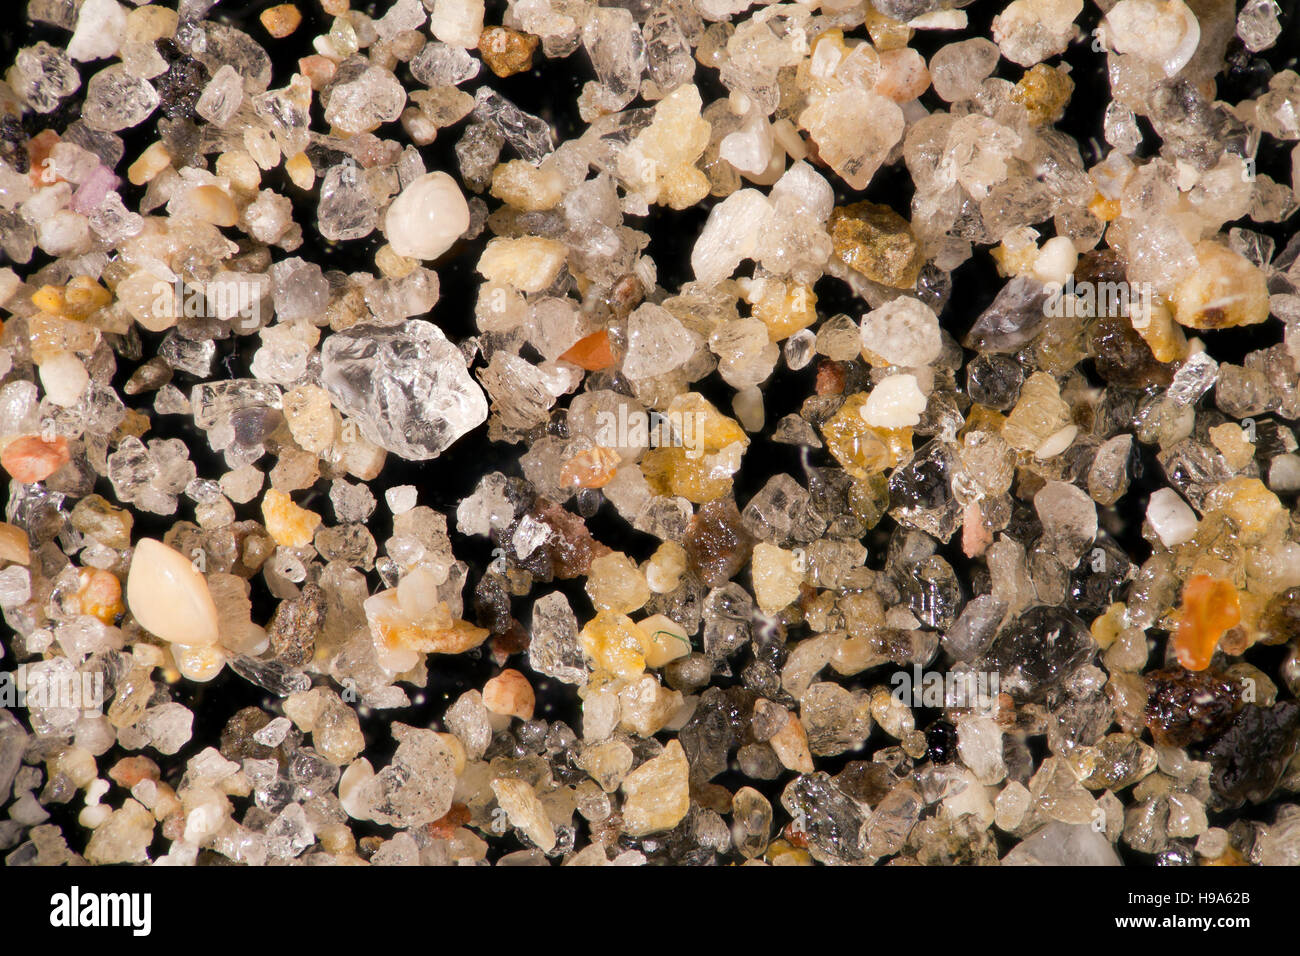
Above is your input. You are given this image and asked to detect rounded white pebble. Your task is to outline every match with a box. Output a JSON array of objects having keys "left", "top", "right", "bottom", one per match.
[
  {"left": 1031, "top": 236, "right": 1079, "bottom": 287},
  {"left": 79, "top": 804, "right": 113, "bottom": 829},
  {"left": 1034, "top": 424, "right": 1078, "bottom": 459},
  {"left": 85, "top": 779, "right": 110, "bottom": 806},
  {"left": 126, "top": 538, "right": 221, "bottom": 646},
  {"left": 384, "top": 171, "right": 470, "bottom": 260},
  {"left": 38, "top": 350, "right": 90, "bottom": 407},
  {"left": 861, "top": 374, "right": 928, "bottom": 427},
  {"left": 1146, "top": 488, "right": 1198, "bottom": 548}
]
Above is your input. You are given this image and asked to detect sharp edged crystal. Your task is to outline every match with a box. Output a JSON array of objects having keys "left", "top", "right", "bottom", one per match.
[{"left": 320, "top": 320, "right": 487, "bottom": 460}]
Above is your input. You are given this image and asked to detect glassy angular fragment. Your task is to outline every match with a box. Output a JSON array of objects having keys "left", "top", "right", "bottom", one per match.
[{"left": 320, "top": 320, "right": 487, "bottom": 460}]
